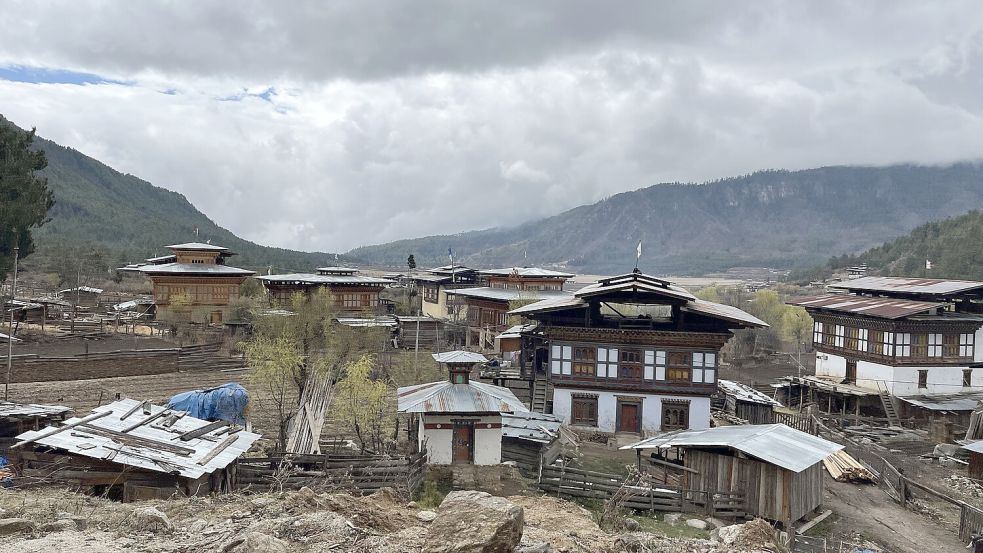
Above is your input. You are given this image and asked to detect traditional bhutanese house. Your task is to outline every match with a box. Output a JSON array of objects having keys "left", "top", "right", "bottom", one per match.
[
  {"left": 128, "top": 243, "right": 255, "bottom": 324},
  {"left": 623, "top": 424, "right": 842, "bottom": 524},
  {"left": 58, "top": 286, "right": 104, "bottom": 308},
  {"left": 398, "top": 351, "right": 527, "bottom": 465},
  {"left": 446, "top": 284, "right": 571, "bottom": 350},
  {"left": 716, "top": 379, "right": 781, "bottom": 424},
  {"left": 500, "top": 410, "right": 565, "bottom": 476},
  {"left": 11, "top": 399, "right": 261, "bottom": 501},
  {"left": 409, "top": 265, "right": 479, "bottom": 321},
  {"left": 787, "top": 277, "right": 983, "bottom": 421},
  {"left": 257, "top": 267, "right": 393, "bottom": 314},
  {"left": 478, "top": 267, "right": 574, "bottom": 292},
  {"left": 510, "top": 271, "right": 768, "bottom": 435},
  {"left": 0, "top": 401, "right": 72, "bottom": 451}
]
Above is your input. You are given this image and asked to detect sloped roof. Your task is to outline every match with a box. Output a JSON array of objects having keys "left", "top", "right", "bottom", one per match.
[
  {"left": 397, "top": 380, "right": 527, "bottom": 414},
  {"left": 14, "top": 399, "right": 261, "bottom": 479},
  {"left": 829, "top": 276, "right": 983, "bottom": 296},
  {"left": 257, "top": 273, "right": 389, "bottom": 285},
  {"left": 508, "top": 295, "right": 587, "bottom": 315},
  {"left": 787, "top": 294, "right": 943, "bottom": 319},
  {"left": 0, "top": 401, "right": 71, "bottom": 420},
  {"left": 962, "top": 441, "right": 983, "bottom": 454},
  {"left": 575, "top": 272, "right": 696, "bottom": 302},
  {"left": 165, "top": 242, "right": 229, "bottom": 251},
  {"left": 621, "top": 424, "right": 842, "bottom": 473},
  {"left": 717, "top": 379, "right": 781, "bottom": 406},
  {"left": 139, "top": 263, "right": 255, "bottom": 276},
  {"left": 432, "top": 351, "right": 488, "bottom": 364},
  {"left": 502, "top": 411, "right": 561, "bottom": 443},
  {"left": 58, "top": 286, "right": 104, "bottom": 295},
  {"left": 445, "top": 287, "right": 570, "bottom": 302},
  {"left": 481, "top": 267, "right": 574, "bottom": 278},
  {"left": 683, "top": 299, "right": 768, "bottom": 328},
  {"left": 315, "top": 266, "right": 358, "bottom": 274}
]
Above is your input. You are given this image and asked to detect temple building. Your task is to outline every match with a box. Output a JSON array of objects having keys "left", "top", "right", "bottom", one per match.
[
  {"left": 257, "top": 266, "right": 394, "bottom": 314},
  {"left": 130, "top": 242, "right": 255, "bottom": 324},
  {"left": 510, "top": 270, "right": 767, "bottom": 436}
]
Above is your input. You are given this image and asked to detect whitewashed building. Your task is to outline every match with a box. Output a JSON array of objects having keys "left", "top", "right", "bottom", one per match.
[
  {"left": 510, "top": 271, "right": 768, "bottom": 436},
  {"left": 397, "top": 351, "right": 528, "bottom": 465}
]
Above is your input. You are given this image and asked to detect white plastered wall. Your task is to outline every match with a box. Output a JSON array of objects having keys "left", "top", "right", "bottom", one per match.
[
  {"left": 419, "top": 414, "right": 502, "bottom": 465},
  {"left": 552, "top": 387, "right": 710, "bottom": 434},
  {"left": 817, "top": 352, "right": 981, "bottom": 396}
]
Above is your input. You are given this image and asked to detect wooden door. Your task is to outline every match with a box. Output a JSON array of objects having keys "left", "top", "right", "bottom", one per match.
[
  {"left": 618, "top": 403, "right": 640, "bottom": 433},
  {"left": 845, "top": 360, "right": 857, "bottom": 384},
  {"left": 452, "top": 423, "right": 473, "bottom": 463}
]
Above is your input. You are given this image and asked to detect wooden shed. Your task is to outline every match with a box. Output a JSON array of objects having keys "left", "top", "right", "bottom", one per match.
[
  {"left": 0, "top": 401, "right": 72, "bottom": 451},
  {"left": 500, "top": 411, "right": 568, "bottom": 476},
  {"left": 717, "top": 379, "right": 781, "bottom": 424},
  {"left": 963, "top": 440, "right": 983, "bottom": 480},
  {"left": 624, "top": 424, "right": 842, "bottom": 524},
  {"left": 395, "top": 316, "right": 444, "bottom": 349}
]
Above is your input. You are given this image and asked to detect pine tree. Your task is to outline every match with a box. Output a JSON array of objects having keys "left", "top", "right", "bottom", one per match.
[
  {"left": 407, "top": 254, "right": 416, "bottom": 270},
  {"left": 0, "top": 120, "right": 54, "bottom": 280}
]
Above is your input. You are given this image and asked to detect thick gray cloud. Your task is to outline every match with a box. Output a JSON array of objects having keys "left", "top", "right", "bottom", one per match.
[{"left": 1, "top": 1, "right": 982, "bottom": 253}]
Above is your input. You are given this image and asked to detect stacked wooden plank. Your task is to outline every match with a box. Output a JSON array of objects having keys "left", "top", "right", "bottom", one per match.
[
  {"left": 823, "top": 450, "right": 875, "bottom": 483},
  {"left": 236, "top": 452, "right": 427, "bottom": 494}
]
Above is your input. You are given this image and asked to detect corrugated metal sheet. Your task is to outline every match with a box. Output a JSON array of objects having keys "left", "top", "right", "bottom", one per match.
[
  {"left": 335, "top": 317, "right": 397, "bottom": 328},
  {"left": 508, "top": 296, "right": 587, "bottom": 315},
  {"left": 0, "top": 401, "right": 71, "bottom": 419},
  {"left": 962, "top": 440, "right": 983, "bottom": 454},
  {"left": 140, "top": 263, "right": 255, "bottom": 276},
  {"left": 432, "top": 351, "right": 488, "bottom": 364},
  {"left": 575, "top": 273, "right": 696, "bottom": 302},
  {"left": 829, "top": 276, "right": 983, "bottom": 296},
  {"left": 497, "top": 323, "right": 538, "bottom": 339},
  {"left": 397, "top": 380, "right": 527, "bottom": 414},
  {"left": 165, "top": 242, "right": 229, "bottom": 251},
  {"left": 315, "top": 266, "right": 358, "bottom": 274},
  {"left": 684, "top": 299, "right": 769, "bottom": 328},
  {"left": 480, "top": 267, "right": 574, "bottom": 278},
  {"left": 58, "top": 286, "right": 104, "bottom": 295},
  {"left": 717, "top": 380, "right": 781, "bottom": 406},
  {"left": 445, "top": 287, "right": 570, "bottom": 302},
  {"left": 787, "top": 294, "right": 942, "bottom": 319},
  {"left": 0, "top": 332, "right": 20, "bottom": 343},
  {"left": 256, "top": 273, "right": 390, "bottom": 285},
  {"left": 14, "top": 399, "right": 261, "bottom": 479},
  {"left": 621, "top": 424, "right": 842, "bottom": 473},
  {"left": 897, "top": 392, "right": 983, "bottom": 412},
  {"left": 502, "top": 411, "right": 561, "bottom": 443}
]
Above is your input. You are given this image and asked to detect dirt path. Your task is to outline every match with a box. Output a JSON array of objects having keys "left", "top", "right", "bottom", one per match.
[{"left": 823, "top": 480, "right": 966, "bottom": 552}]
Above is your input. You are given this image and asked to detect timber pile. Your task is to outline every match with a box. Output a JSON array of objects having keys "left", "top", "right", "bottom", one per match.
[
  {"left": 711, "top": 409, "right": 749, "bottom": 425},
  {"left": 823, "top": 450, "right": 875, "bottom": 483},
  {"left": 284, "top": 371, "right": 334, "bottom": 454},
  {"left": 842, "top": 424, "right": 927, "bottom": 444}
]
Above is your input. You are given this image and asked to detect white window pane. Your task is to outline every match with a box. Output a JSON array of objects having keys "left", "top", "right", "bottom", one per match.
[
  {"left": 656, "top": 351, "right": 666, "bottom": 365},
  {"left": 706, "top": 353, "right": 716, "bottom": 367},
  {"left": 644, "top": 366, "right": 654, "bottom": 380},
  {"left": 608, "top": 348, "right": 618, "bottom": 362},
  {"left": 692, "top": 368, "right": 703, "bottom": 383},
  {"left": 596, "top": 363, "right": 606, "bottom": 378},
  {"left": 562, "top": 346, "right": 572, "bottom": 360},
  {"left": 551, "top": 345, "right": 561, "bottom": 359},
  {"left": 656, "top": 366, "right": 666, "bottom": 380},
  {"left": 598, "top": 348, "right": 607, "bottom": 362},
  {"left": 550, "top": 360, "right": 560, "bottom": 374},
  {"left": 644, "top": 351, "right": 655, "bottom": 364},
  {"left": 607, "top": 363, "right": 618, "bottom": 378},
  {"left": 704, "top": 369, "right": 715, "bottom": 383},
  {"left": 692, "top": 353, "right": 703, "bottom": 367},
  {"left": 562, "top": 361, "right": 571, "bottom": 375}
]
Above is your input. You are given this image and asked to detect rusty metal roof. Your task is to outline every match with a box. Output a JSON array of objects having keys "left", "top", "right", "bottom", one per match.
[
  {"left": 787, "top": 294, "right": 943, "bottom": 319},
  {"left": 683, "top": 299, "right": 768, "bottom": 328},
  {"left": 829, "top": 276, "right": 983, "bottom": 296},
  {"left": 397, "top": 380, "right": 527, "bottom": 414}
]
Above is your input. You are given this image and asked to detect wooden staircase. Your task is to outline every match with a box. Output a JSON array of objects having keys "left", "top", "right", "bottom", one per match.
[
  {"left": 877, "top": 381, "right": 900, "bottom": 426},
  {"left": 531, "top": 376, "right": 553, "bottom": 413}
]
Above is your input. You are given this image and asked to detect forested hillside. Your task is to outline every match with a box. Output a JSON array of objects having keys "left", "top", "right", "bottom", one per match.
[
  {"left": 350, "top": 165, "right": 983, "bottom": 274},
  {"left": 0, "top": 117, "right": 340, "bottom": 274}
]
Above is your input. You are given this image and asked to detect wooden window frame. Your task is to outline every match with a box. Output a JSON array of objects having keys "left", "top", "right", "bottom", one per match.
[
  {"left": 572, "top": 347, "right": 596, "bottom": 377},
  {"left": 571, "top": 396, "right": 599, "bottom": 427},
  {"left": 619, "top": 349, "right": 643, "bottom": 380},
  {"left": 961, "top": 333, "right": 976, "bottom": 358},
  {"left": 661, "top": 401, "right": 690, "bottom": 431},
  {"left": 917, "top": 369, "right": 928, "bottom": 389},
  {"left": 964, "top": 369, "right": 973, "bottom": 388}
]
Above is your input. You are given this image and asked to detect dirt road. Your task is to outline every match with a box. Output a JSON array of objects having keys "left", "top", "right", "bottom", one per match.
[{"left": 823, "top": 480, "right": 966, "bottom": 552}]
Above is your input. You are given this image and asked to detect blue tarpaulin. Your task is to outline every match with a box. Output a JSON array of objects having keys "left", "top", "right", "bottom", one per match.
[{"left": 167, "top": 383, "right": 249, "bottom": 426}]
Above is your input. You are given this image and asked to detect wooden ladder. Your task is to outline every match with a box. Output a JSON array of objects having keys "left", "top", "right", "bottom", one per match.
[
  {"left": 531, "top": 377, "right": 551, "bottom": 413},
  {"left": 877, "top": 381, "right": 900, "bottom": 427}
]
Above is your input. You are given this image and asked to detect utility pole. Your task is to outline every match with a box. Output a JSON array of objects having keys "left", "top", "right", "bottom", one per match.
[{"left": 6, "top": 244, "right": 20, "bottom": 401}]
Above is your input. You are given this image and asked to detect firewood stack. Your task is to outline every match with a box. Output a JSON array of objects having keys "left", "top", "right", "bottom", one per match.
[{"left": 823, "top": 450, "right": 876, "bottom": 483}]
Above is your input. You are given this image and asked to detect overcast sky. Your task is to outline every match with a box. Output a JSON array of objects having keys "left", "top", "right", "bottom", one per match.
[{"left": 2, "top": 1, "right": 983, "bottom": 253}]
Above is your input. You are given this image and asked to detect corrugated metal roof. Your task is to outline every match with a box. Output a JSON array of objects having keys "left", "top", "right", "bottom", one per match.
[
  {"left": 575, "top": 272, "right": 696, "bottom": 302},
  {"left": 828, "top": 276, "right": 983, "bottom": 296},
  {"left": 335, "top": 317, "right": 397, "bottom": 328},
  {"left": 480, "top": 267, "right": 574, "bottom": 278},
  {"left": 684, "top": 299, "right": 769, "bottom": 328},
  {"left": 962, "top": 440, "right": 983, "bottom": 454},
  {"left": 432, "top": 351, "right": 488, "bottom": 364},
  {"left": 621, "top": 424, "right": 842, "bottom": 473},
  {"left": 717, "top": 380, "right": 781, "bottom": 406},
  {"left": 14, "top": 399, "right": 262, "bottom": 479},
  {"left": 897, "top": 392, "right": 983, "bottom": 412},
  {"left": 256, "top": 273, "right": 389, "bottom": 285},
  {"left": 446, "top": 287, "right": 570, "bottom": 302},
  {"left": 787, "top": 294, "right": 943, "bottom": 319},
  {"left": 165, "top": 242, "right": 229, "bottom": 251},
  {"left": 0, "top": 401, "right": 71, "bottom": 419},
  {"left": 315, "top": 266, "right": 358, "bottom": 274},
  {"left": 508, "top": 296, "right": 587, "bottom": 315},
  {"left": 113, "top": 298, "right": 155, "bottom": 311},
  {"left": 497, "top": 323, "right": 538, "bottom": 339},
  {"left": 502, "top": 411, "right": 561, "bottom": 443},
  {"left": 139, "top": 263, "right": 255, "bottom": 276},
  {"left": 58, "top": 286, "right": 104, "bottom": 295},
  {"left": 0, "top": 332, "right": 20, "bottom": 343},
  {"left": 397, "top": 380, "right": 527, "bottom": 414}
]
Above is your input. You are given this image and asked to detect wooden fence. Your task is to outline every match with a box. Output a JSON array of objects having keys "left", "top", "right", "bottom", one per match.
[
  {"left": 774, "top": 411, "right": 816, "bottom": 434},
  {"left": 236, "top": 452, "right": 427, "bottom": 495},
  {"left": 537, "top": 465, "right": 745, "bottom": 518}
]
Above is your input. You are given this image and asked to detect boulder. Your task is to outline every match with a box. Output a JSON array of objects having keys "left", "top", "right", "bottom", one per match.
[
  {"left": 613, "top": 534, "right": 646, "bottom": 552},
  {"left": 224, "top": 532, "right": 290, "bottom": 553},
  {"left": 623, "top": 517, "right": 641, "bottom": 531},
  {"left": 133, "top": 507, "right": 174, "bottom": 533},
  {"left": 685, "top": 518, "right": 708, "bottom": 530},
  {"left": 417, "top": 510, "right": 438, "bottom": 523},
  {"left": 423, "top": 490, "right": 523, "bottom": 553},
  {"left": 716, "top": 523, "right": 743, "bottom": 545},
  {"left": 663, "top": 513, "right": 682, "bottom": 526},
  {"left": 516, "top": 543, "right": 552, "bottom": 553},
  {"left": 0, "top": 518, "right": 35, "bottom": 535},
  {"left": 705, "top": 517, "right": 727, "bottom": 529},
  {"left": 40, "top": 519, "right": 78, "bottom": 533}
]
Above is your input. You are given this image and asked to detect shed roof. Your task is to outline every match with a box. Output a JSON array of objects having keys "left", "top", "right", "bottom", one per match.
[
  {"left": 787, "top": 294, "right": 943, "bottom": 319},
  {"left": 717, "top": 379, "right": 781, "bottom": 406},
  {"left": 445, "top": 287, "right": 570, "bottom": 302},
  {"left": 897, "top": 392, "right": 983, "bottom": 412},
  {"left": 828, "top": 276, "right": 983, "bottom": 296},
  {"left": 165, "top": 242, "right": 229, "bottom": 251},
  {"left": 0, "top": 401, "right": 71, "bottom": 420},
  {"left": 431, "top": 351, "right": 488, "bottom": 364},
  {"left": 480, "top": 267, "right": 574, "bottom": 279},
  {"left": 14, "top": 399, "right": 261, "bottom": 479},
  {"left": 58, "top": 286, "right": 104, "bottom": 295},
  {"left": 335, "top": 317, "right": 397, "bottom": 328},
  {"left": 397, "top": 380, "right": 527, "bottom": 414},
  {"left": 315, "top": 266, "right": 358, "bottom": 274},
  {"left": 962, "top": 441, "right": 983, "bottom": 454},
  {"left": 621, "top": 424, "right": 842, "bottom": 473},
  {"left": 501, "top": 411, "right": 562, "bottom": 443},
  {"left": 0, "top": 332, "right": 20, "bottom": 343},
  {"left": 497, "top": 323, "right": 538, "bottom": 340}
]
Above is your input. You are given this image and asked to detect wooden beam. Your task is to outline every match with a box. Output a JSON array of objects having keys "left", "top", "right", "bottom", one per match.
[
  {"left": 11, "top": 410, "right": 113, "bottom": 450},
  {"left": 121, "top": 409, "right": 171, "bottom": 434},
  {"left": 79, "top": 424, "right": 196, "bottom": 456},
  {"left": 177, "top": 420, "right": 229, "bottom": 441},
  {"left": 118, "top": 400, "right": 148, "bottom": 421},
  {"left": 796, "top": 509, "right": 832, "bottom": 535},
  {"left": 197, "top": 434, "right": 239, "bottom": 466},
  {"left": 645, "top": 456, "right": 700, "bottom": 474}
]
